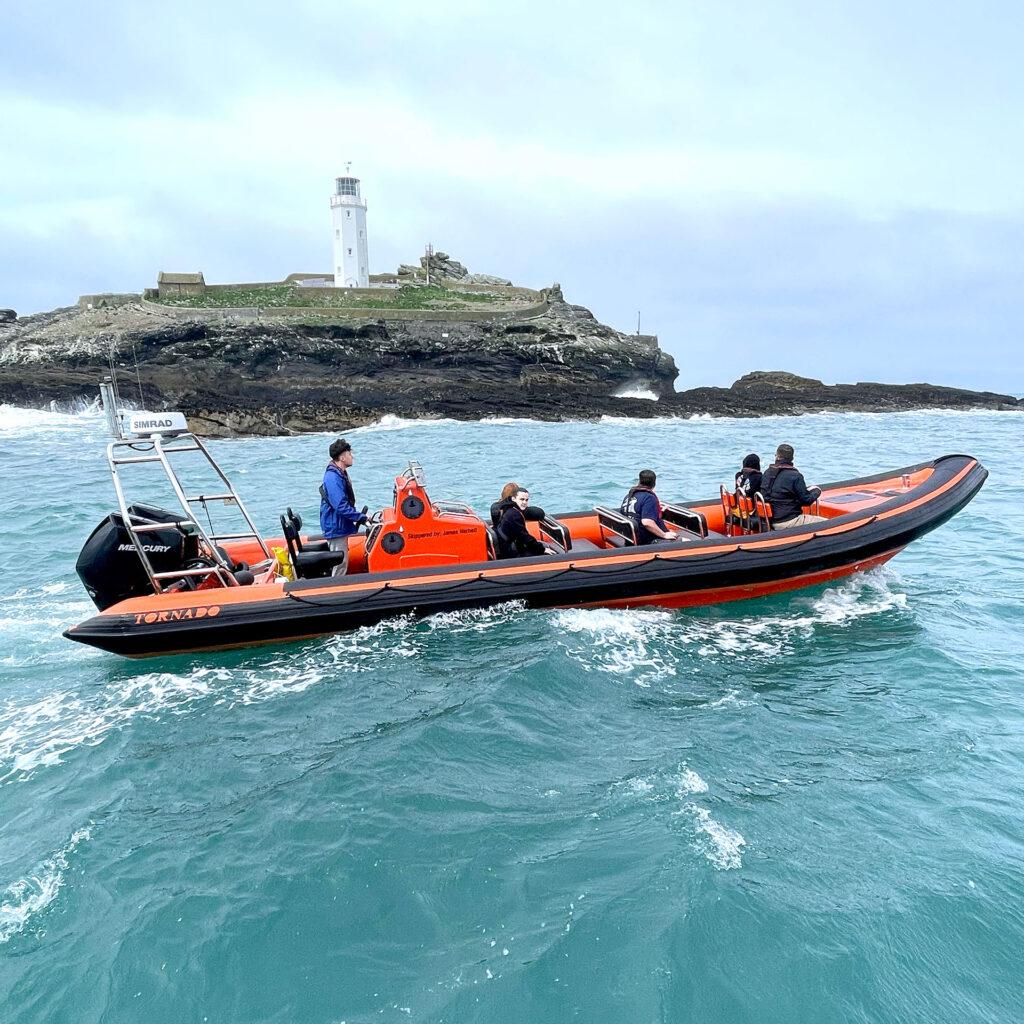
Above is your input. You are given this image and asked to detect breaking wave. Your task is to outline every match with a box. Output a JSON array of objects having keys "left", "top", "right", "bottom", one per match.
[
  {"left": 612, "top": 386, "right": 659, "bottom": 401},
  {"left": 0, "top": 400, "right": 103, "bottom": 438},
  {"left": 0, "top": 826, "right": 91, "bottom": 943},
  {"left": 358, "top": 414, "right": 462, "bottom": 432},
  {"left": 614, "top": 764, "right": 745, "bottom": 870}
]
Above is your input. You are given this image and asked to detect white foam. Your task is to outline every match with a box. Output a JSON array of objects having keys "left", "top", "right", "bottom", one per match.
[
  {"left": 686, "top": 805, "right": 745, "bottom": 870},
  {"left": 613, "top": 386, "right": 659, "bottom": 401},
  {"left": 0, "top": 826, "right": 91, "bottom": 943},
  {"left": 704, "top": 690, "right": 750, "bottom": 710},
  {"left": 600, "top": 410, "right": 722, "bottom": 424},
  {"left": 615, "top": 763, "right": 706, "bottom": 802},
  {"left": 673, "top": 769, "right": 709, "bottom": 796},
  {"left": 478, "top": 415, "right": 559, "bottom": 426},
  {"left": 0, "top": 584, "right": 97, "bottom": 663},
  {"left": 623, "top": 777, "right": 654, "bottom": 795},
  {"left": 552, "top": 571, "right": 908, "bottom": 684},
  {"left": 0, "top": 671, "right": 216, "bottom": 780},
  {"left": 419, "top": 600, "right": 527, "bottom": 634},
  {"left": 0, "top": 665, "right": 293, "bottom": 779},
  {"left": 599, "top": 414, "right": 686, "bottom": 426},
  {"left": 0, "top": 615, "right": 443, "bottom": 781},
  {"left": 0, "top": 400, "right": 103, "bottom": 437},
  {"left": 554, "top": 607, "right": 679, "bottom": 688},
  {"left": 616, "top": 765, "right": 743, "bottom": 868},
  {"left": 356, "top": 414, "right": 461, "bottom": 432}
]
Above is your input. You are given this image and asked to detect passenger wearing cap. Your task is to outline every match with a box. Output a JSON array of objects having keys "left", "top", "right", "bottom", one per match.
[
  {"left": 319, "top": 438, "right": 368, "bottom": 576},
  {"left": 760, "top": 444, "right": 826, "bottom": 530}
]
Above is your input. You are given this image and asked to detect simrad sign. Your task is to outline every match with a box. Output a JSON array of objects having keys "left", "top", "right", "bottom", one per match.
[{"left": 126, "top": 411, "right": 189, "bottom": 436}]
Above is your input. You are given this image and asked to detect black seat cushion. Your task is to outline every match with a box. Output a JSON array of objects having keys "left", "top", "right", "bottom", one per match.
[{"left": 294, "top": 549, "right": 346, "bottom": 579}]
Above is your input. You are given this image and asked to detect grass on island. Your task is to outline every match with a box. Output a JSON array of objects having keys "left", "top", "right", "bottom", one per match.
[{"left": 159, "top": 284, "right": 518, "bottom": 311}]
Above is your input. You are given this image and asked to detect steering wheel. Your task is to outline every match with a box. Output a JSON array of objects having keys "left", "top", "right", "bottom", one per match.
[{"left": 181, "top": 555, "right": 219, "bottom": 588}]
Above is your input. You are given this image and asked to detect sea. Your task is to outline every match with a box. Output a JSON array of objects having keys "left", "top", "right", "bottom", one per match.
[{"left": 0, "top": 403, "right": 1021, "bottom": 1024}]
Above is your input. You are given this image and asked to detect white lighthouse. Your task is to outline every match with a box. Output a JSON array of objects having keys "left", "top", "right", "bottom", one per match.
[{"left": 330, "top": 167, "right": 369, "bottom": 287}]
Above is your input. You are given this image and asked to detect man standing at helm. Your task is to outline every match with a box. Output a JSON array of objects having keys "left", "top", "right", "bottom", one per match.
[{"left": 320, "top": 438, "right": 368, "bottom": 576}]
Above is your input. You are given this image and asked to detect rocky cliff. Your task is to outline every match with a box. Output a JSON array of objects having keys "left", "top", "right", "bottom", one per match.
[
  {"left": 0, "top": 297, "right": 1017, "bottom": 436},
  {"left": 0, "top": 289, "right": 679, "bottom": 435}
]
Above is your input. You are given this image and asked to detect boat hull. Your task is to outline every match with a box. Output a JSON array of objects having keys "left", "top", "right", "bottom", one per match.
[{"left": 592, "top": 547, "right": 903, "bottom": 609}]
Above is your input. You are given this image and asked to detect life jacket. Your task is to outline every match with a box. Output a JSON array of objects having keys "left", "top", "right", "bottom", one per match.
[
  {"left": 320, "top": 463, "right": 355, "bottom": 508},
  {"left": 319, "top": 463, "right": 360, "bottom": 538},
  {"left": 760, "top": 462, "right": 807, "bottom": 523},
  {"left": 620, "top": 486, "right": 661, "bottom": 544}
]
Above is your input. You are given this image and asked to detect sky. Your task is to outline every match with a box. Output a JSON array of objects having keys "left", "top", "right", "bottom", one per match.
[{"left": 2, "top": 0, "right": 1022, "bottom": 391}]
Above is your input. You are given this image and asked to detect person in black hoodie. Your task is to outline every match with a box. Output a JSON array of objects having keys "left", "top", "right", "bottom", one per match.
[
  {"left": 733, "top": 453, "right": 763, "bottom": 531},
  {"left": 490, "top": 481, "right": 545, "bottom": 528},
  {"left": 494, "top": 488, "right": 553, "bottom": 558},
  {"left": 735, "top": 453, "right": 762, "bottom": 502},
  {"left": 760, "top": 444, "right": 826, "bottom": 530}
]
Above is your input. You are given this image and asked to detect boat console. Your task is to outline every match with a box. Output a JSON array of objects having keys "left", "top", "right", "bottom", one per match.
[{"left": 365, "top": 463, "right": 492, "bottom": 572}]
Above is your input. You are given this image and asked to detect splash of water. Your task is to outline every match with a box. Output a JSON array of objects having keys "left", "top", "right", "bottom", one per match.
[{"left": 0, "top": 827, "right": 92, "bottom": 943}]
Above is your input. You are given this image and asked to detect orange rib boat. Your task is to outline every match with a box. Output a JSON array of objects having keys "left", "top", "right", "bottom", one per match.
[{"left": 63, "top": 401, "right": 987, "bottom": 658}]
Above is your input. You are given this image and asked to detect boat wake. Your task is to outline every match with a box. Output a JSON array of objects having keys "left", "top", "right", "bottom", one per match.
[
  {"left": 0, "top": 582, "right": 97, "bottom": 668},
  {"left": 0, "top": 603, "right": 529, "bottom": 784},
  {"left": 0, "top": 565, "right": 910, "bottom": 790},
  {"left": 552, "top": 570, "right": 909, "bottom": 688}
]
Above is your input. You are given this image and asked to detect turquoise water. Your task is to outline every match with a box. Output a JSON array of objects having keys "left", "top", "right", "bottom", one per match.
[{"left": 1, "top": 405, "right": 1021, "bottom": 1023}]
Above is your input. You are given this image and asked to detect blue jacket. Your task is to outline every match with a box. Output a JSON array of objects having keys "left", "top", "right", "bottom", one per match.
[{"left": 319, "top": 464, "right": 365, "bottom": 539}]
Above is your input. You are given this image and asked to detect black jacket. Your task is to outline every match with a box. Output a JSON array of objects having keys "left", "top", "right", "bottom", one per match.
[
  {"left": 735, "top": 468, "right": 763, "bottom": 502},
  {"left": 760, "top": 462, "right": 820, "bottom": 523},
  {"left": 490, "top": 500, "right": 545, "bottom": 528},
  {"left": 494, "top": 498, "right": 547, "bottom": 558}
]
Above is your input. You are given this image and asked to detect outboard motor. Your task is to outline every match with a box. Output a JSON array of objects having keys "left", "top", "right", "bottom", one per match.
[{"left": 76, "top": 504, "right": 194, "bottom": 611}]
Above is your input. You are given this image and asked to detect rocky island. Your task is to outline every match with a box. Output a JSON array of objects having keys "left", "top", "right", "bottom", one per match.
[{"left": 0, "top": 254, "right": 1018, "bottom": 435}]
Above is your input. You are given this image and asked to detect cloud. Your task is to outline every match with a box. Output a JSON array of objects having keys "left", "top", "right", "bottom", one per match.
[{"left": 3, "top": 1, "right": 1023, "bottom": 391}]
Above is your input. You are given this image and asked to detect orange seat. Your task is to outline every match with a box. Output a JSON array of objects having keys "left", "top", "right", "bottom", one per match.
[{"left": 720, "top": 485, "right": 739, "bottom": 536}]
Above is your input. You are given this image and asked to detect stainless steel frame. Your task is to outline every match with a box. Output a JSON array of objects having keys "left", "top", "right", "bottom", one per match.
[{"left": 107, "top": 432, "right": 272, "bottom": 595}]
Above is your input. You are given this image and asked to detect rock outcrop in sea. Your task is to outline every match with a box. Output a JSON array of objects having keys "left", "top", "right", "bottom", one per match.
[{"left": 0, "top": 271, "right": 1018, "bottom": 436}]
